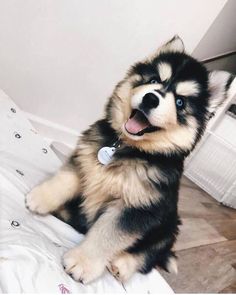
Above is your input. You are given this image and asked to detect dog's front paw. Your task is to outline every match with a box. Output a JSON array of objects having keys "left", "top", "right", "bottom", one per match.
[
  {"left": 108, "top": 252, "right": 139, "bottom": 282},
  {"left": 63, "top": 246, "right": 106, "bottom": 284},
  {"left": 25, "top": 183, "right": 57, "bottom": 215}
]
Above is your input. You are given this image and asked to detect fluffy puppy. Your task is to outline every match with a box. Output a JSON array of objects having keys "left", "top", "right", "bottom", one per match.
[{"left": 26, "top": 36, "right": 235, "bottom": 284}]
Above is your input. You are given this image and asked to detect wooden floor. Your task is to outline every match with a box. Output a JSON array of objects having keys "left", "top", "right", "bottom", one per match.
[{"left": 160, "top": 176, "right": 236, "bottom": 293}]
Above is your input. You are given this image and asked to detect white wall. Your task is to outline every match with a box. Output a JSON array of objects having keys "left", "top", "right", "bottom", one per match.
[
  {"left": 193, "top": 0, "right": 236, "bottom": 60},
  {"left": 0, "top": 0, "right": 227, "bottom": 142}
]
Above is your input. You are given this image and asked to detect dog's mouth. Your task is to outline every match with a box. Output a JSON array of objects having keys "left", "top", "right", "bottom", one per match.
[{"left": 125, "top": 109, "right": 160, "bottom": 136}]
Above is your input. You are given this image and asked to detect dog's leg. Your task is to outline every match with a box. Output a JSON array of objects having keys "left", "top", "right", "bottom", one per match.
[
  {"left": 62, "top": 202, "right": 139, "bottom": 284},
  {"left": 26, "top": 164, "right": 81, "bottom": 215}
]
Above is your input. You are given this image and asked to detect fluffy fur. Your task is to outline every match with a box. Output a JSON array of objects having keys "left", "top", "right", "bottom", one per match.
[{"left": 26, "top": 36, "right": 235, "bottom": 284}]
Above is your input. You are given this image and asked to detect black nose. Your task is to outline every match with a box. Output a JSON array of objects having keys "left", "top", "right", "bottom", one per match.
[{"left": 142, "top": 93, "right": 159, "bottom": 109}]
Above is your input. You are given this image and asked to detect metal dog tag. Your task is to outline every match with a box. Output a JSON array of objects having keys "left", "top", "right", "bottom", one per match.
[{"left": 97, "top": 146, "right": 116, "bottom": 165}]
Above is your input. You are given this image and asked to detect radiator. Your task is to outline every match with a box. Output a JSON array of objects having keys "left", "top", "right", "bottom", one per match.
[{"left": 184, "top": 98, "right": 236, "bottom": 209}]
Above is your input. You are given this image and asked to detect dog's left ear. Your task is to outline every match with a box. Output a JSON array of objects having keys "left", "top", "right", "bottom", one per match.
[{"left": 208, "top": 71, "right": 236, "bottom": 116}]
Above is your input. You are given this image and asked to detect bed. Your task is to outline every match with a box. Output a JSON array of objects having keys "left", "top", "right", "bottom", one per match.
[{"left": 0, "top": 89, "right": 173, "bottom": 293}]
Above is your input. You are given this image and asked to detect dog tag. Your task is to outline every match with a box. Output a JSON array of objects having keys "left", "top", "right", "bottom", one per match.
[{"left": 97, "top": 146, "right": 116, "bottom": 165}]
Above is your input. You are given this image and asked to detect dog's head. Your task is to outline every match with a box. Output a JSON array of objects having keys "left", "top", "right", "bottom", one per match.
[{"left": 106, "top": 36, "right": 234, "bottom": 155}]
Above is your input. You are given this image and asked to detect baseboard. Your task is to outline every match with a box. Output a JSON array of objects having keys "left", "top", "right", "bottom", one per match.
[
  {"left": 203, "top": 51, "right": 236, "bottom": 74},
  {"left": 23, "top": 111, "right": 79, "bottom": 148},
  {"left": 202, "top": 50, "right": 236, "bottom": 63}
]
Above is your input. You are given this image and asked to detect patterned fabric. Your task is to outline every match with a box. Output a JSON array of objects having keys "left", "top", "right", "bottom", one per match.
[{"left": 0, "top": 89, "right": 173, "bottom": 293}]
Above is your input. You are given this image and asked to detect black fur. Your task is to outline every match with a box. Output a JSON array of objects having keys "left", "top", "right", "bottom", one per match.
[
  {"left": 55, "top": 197, "right": 89, "bottom": 234},
  {"left": 117, "top": 148, "right": 182, "bottom": 272}
]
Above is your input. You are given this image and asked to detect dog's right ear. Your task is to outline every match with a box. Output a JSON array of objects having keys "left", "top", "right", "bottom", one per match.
[
  {"left": 148, "top": 35, "right": 185, "bottom": 61},
  {"left": 159, "top": 35, "right": 185, "bottom": 54}
]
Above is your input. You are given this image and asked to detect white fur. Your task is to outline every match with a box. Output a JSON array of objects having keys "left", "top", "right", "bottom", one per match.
[
  {"left": 176, "top": 80, "right": 200, "bottom": 97},
  {"left": 157, "top": 62, "right": 172, "bottom": 82},
  {"left": 208, "top": 71, "right": 234, "bottom": 113},
  {"left": 148, "top": 92, "right": 177, "bottom": 127},
  {"left": 167, "top": 257, "right": 178, "bottom": 274},
  {"left": 63, "top": 244, "right": 106, "bottom": 284},
  {"left": 131, "top": 85, "right": 178, "bottom": 128},
  {"left": 130, "top": 87, "right": 177, "bottom": 129}
]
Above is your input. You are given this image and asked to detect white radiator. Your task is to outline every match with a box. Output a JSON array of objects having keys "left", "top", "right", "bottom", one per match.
[{"left": 184, "top": 80, "right": 236, "bottom": 209}]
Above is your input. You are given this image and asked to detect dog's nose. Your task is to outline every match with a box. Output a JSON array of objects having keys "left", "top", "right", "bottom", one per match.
[{"left": 142, "top": 93, "right": 159, "bottom": 109}]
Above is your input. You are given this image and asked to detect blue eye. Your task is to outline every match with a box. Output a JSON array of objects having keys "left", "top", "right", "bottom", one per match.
[
  {"left": 176, "top": 97, "right": 185, "bottom": 109},
  {"left": 150, "top": 78, "right": 158, "bottom": 84}
]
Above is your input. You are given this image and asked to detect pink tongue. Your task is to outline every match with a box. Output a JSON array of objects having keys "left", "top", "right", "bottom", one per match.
[{"left": 125, "top": 117, "right": 149, "bottom": 134}]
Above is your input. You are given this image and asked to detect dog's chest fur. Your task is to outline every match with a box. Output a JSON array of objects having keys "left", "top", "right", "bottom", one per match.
[
  {"left": 68, "top": 120, "right": 183, "bottom": 225},
  {"left": 74, "top": 141, "right": 159, "bottom": 222}
]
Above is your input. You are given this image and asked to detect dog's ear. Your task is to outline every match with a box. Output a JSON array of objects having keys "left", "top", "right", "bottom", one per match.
[
  {"left": 147, "top": 35, "right": 185, "bottom": 61},
  {"left": 208, "top": 71, "right": 236, "bottom": 116},
  {"left": 158, "top": 35, "right": 185, "bottom": 54}
]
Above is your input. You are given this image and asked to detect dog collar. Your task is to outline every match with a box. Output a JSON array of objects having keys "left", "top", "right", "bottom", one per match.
[{"left": 97, "top": 139, "right": 121, "bottom": 165}]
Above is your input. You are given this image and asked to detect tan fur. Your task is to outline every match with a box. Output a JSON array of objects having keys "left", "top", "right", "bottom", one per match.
[
  {"left": 74, "top": 136, "right": 161, "bottom": 222},
  {"left": 110, "top": 75, "right": 139, "bottom": 133},
  {"left": 26, "top": 166, "right": 81, "bottom": 214},
  {"left": 157, "top": 62, "right": 172, "bottom": 82},
  {"left": 176, "top": 80, "right": 200, "bottom": 97}
]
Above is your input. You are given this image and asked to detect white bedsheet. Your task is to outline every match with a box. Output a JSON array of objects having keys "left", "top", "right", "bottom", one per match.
[{"left": 0, "top": 90, "right": 173, "bottom": 293}]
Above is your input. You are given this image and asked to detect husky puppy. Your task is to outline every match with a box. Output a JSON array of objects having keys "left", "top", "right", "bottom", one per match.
[{"left": 26, "top": 36, "right": 235, "bottom": 284}]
